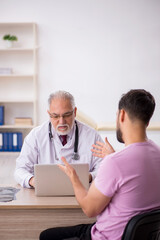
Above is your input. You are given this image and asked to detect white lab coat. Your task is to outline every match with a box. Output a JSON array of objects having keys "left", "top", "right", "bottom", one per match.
[{"left": 14, "top": 120, "right": 103, "bottom": 188}]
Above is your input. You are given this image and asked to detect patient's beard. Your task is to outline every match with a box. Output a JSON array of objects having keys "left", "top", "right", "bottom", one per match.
[{"left": 116, "top": 126, "right": 124, "bottom": 143}]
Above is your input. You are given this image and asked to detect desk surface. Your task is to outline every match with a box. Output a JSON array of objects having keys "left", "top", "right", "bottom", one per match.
[
  {"left": 0, "top": 185, "right": 79, "bottom": 209},
  {"left": 0, "top": 185, "right": 95, "bottom": 240}
]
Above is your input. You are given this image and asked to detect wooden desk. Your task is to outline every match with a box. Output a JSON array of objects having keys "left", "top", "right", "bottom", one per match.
[{"left": 0, "top": 186, "right": 95, "bottom": 240}]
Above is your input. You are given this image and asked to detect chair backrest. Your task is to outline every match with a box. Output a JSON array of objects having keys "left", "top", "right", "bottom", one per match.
[{"left": 121, "top": 209, "right": 160, "bottom": 240}]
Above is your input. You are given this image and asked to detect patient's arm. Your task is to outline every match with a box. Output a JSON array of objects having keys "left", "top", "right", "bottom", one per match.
[{"left": 59, "top": 157, "right": 111, "bottom": 218}]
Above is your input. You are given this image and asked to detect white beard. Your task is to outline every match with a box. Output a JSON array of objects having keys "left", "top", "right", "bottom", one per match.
[{"left": 56, "top": 124, "right": 71, "bottom": 135}]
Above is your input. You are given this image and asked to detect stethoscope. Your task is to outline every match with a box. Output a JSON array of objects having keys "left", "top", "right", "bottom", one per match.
[{"left": 49, "top": 121, "right": 80, "bottom": 160}]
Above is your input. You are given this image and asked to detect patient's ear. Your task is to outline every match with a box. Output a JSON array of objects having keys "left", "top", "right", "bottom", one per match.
[{"left": 119, "top": 109, "right": 125, "bottom": 122}]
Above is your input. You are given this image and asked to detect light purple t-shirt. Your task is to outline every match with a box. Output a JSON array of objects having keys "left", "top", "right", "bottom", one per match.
[{"left": 91, "top": 140, "right": 160, "bottom": 240}]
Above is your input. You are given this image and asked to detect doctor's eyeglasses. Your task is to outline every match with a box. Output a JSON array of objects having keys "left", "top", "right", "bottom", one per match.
[{"left": 48, "top": 110, "right": 74, "bottom": 120}]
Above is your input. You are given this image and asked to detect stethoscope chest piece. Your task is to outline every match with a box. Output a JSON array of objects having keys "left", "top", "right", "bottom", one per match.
[{"left": 72, "top": 152, "right": 80, "bottom": 160}]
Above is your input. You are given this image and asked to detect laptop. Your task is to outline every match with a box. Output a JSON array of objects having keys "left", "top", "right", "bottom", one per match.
[{"left": 34, "top": 163, "right": 89, "bottom": 196}]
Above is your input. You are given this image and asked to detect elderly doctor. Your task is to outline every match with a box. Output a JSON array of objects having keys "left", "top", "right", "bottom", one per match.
[{"left": 14, "top": 90, "right": 103, "bottom": 188}]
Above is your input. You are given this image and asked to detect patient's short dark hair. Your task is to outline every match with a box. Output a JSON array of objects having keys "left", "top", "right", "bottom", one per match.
[{"left": 118, "top": 89, "right": 155, "bottom": 125}]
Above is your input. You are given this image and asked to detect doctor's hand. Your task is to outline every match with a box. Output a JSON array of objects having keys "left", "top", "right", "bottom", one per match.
[
  {"left": 29, "top": 176, "right": 35, "bottom": 188},
  {"left": 91, "top": 137, "right": 115, "bottom": 158}
]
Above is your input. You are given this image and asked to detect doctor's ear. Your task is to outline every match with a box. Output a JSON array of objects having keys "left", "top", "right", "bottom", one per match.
[{"left": 74, "top": 107, "right": 77, "bottom": 117}]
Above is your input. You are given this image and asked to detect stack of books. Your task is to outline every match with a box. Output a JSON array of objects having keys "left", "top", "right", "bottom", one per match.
[
  {"left": 14, "top": 117, "right": 32, "bottom": 125},
  {"left": 0, "top": 132, "right": 22, "bottom": 152}
]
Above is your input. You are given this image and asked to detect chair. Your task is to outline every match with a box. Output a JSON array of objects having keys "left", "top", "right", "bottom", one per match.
[{"left": 121, "top": 209, "right": 160, "bottom": 240}]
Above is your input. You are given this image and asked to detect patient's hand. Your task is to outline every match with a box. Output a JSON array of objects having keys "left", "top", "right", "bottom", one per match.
[
  {"left": 59, "top": 157, "right": 78, "bottom": 183},
  {"left": 91, "top": 137, "right": 115, "bottom": 158}
]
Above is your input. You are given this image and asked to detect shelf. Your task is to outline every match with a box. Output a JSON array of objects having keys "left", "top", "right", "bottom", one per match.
[
  {"left": 0, "top": 125, "right": 35, "bottom": 129},
  {"left": 0, "top": 100, "right": 35, "bottom": 103},
  {"left": 0, "top": 74, "right": 34, "bottom": 78},
  {"left": 77, "top": 112, "right": 160, "bottom": 131},
  {"left": 0, "top": 22, "right": 36, "bottom": 26},
  {"left": 97, "top": 122, "right": 160, "bottom": 131},
  {"left": 147, "top": 123, "right": 160, "bottom": 131},
  {"left": 0, "top": 151, "right": 20, "bottom": 156},
  {"left": 0, "top": 48, "right": 37, "bottom": 52},
  {"left": 97, "top": 123, "right": 116, "bottom": 131}
]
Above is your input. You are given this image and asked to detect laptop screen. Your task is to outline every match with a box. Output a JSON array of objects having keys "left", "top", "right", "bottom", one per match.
[{"left": 34, "top": 163, "right": 89, "bottom": 196}]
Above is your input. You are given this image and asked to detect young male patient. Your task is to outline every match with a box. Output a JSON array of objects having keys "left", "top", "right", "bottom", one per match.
[{"left": 40, "top": 89, "right": 160, "bottom": 240}]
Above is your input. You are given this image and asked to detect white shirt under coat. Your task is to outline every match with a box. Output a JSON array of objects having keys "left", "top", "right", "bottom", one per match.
[{"left": 14, "top": 120, "right": 103, "bottom": 188}]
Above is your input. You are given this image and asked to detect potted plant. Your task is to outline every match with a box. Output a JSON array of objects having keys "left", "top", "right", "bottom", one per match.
[{"left": 3, "top": 34, "right": 18, "bottom": 48}]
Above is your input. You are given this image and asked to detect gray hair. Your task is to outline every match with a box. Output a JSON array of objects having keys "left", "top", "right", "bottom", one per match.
[{"left": 48, "top": 90, "right": 76, "bottom": 109}]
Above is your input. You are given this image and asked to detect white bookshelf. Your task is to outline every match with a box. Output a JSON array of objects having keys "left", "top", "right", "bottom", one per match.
[{"left": 0, "top": 22, "right": 37, "bottom": 151}]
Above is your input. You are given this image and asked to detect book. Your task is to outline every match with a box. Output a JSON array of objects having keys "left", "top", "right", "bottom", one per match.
[
  {"left": 0, "top": 106, "right": 4, "bottom": 125},
  {"left": 14, "top": 117, "right": 32, "bottom": 125}
]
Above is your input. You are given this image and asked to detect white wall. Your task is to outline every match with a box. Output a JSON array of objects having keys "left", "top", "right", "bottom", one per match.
[{"left": 0, "top": 0, "right": 160, "bottom": 148}]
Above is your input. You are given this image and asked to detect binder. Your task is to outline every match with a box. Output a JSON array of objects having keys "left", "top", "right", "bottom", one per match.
[
  {"left": 3, "top": 133, "right": 8, "bottom": 151},
  {"left": 0, "top": 132, "right": 23, "bottom": 152},
  {"left": 0, "top": 133, "right": 3, "bottom": 151},
  {"left": 17, "top": 132, "right": 23, "bottom": 151},
  {"left": 13, "top": 132, "right": 23, "bottom": 152},
  {"left": 0, "top": 106, "right": 4, "bottom": 125},
  {"left": 13, "top": 133, "right": 18, "bottom": 151},
  {"left": 8, "top": 133, "right": 13, "bottom": 152}
]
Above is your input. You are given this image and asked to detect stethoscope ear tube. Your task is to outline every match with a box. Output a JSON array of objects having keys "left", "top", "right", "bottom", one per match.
[
  {"left": 72, "top": 121, "right": 80, "bottom": 160},
  {"left": 49, "top": 122, "right": 53, "bottom": 140}
]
